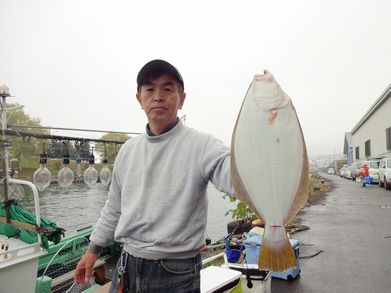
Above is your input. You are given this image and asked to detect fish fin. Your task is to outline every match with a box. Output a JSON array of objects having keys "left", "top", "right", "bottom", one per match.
[
  {"left": 231, "top": 85, "right": 264, "bottom": 221},
  {"left": 258, "top": 228, "right": 296, "bottom": 272},
  {"left": 231, "top": 142, "right": 263, "bottom": 221},
  {"left": 285, "top": 121, "right": 310, "bottom": 225}
]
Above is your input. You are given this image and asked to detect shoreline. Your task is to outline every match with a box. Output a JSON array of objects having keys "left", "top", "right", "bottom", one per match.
[{"left": 287, "top": 174, "right": 331, "bottom": 235}]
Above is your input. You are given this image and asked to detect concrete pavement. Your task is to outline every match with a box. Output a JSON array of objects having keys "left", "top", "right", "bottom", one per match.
[{"left": 271, "top": 173, "right": 391, "bottom": 293}]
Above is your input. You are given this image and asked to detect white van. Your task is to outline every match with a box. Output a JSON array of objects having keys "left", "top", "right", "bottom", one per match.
[
  {"left": 365, "top": 159, "right": 381, "bottom": 183},
  {"left": 379, "top": 157, "right": 391, "bottom": 190}
]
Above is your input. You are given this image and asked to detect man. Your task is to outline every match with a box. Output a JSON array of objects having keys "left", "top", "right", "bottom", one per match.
[
  {"left": 360, "top": 163, "right": 370, "bottom": 186},
  {"left": 74, "top": 59, "right": 235, "bottom": 292},
  {"left": 360, "top": 163, "right": 369, "bottom": 178}
]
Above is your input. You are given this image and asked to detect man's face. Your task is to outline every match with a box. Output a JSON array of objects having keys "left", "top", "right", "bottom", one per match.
[{"left": 136, "top": 74, "right": 186, "bottom": 130}]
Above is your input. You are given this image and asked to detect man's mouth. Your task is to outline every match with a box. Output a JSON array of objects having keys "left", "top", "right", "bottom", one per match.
[{"left": 151, "top": 106, "right": 166, "bottom": 111}]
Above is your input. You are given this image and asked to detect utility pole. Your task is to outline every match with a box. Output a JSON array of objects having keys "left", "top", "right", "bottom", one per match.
[{"left": 0, "top": 84, "right": 11, "bottom": 223}]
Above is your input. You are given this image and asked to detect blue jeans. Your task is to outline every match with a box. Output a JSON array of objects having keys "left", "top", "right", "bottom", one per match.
[{"left": 109, "top": 252, "right": 201, "bottom": 293}]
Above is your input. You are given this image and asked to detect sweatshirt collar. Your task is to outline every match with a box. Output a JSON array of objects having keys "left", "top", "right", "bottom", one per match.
[{"left": 146, "top": 118, "right": 180, "bottom": 137}]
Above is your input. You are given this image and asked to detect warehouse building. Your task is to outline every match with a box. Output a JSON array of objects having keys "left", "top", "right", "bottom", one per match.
[{"left": 344, "top": 84, "right": 391, "bottom": 163}]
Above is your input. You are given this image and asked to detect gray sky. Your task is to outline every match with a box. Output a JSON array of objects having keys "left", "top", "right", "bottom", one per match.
[{"left": 1, "top": 0, "right": 390, "bottom": 157}]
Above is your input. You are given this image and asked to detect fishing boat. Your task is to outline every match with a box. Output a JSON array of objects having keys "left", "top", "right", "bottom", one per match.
[
  {"left": 0, "top": 154, "right": 109, "bottom": 292},
  {"left": 0, "top": 88, "right": 116, "bottom": 292},
  {"left": 0, "top": 179, "right": 48, "bottom": 292},
  {"left": 1, "top": 183, "right": 272, "bottom": 293},
  {"left": 1, "top": 188, "right": 272, "bottom": 293},
  {"left": 1, "top": 179, "right": 272, "bottom": 293},
  {"left": 0, "top": 176, "right": 272, "bottom": 292}
]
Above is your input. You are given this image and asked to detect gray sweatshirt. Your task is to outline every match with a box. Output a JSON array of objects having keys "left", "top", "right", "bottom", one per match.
[{"left": 89, "top": 121, "right": 235, "bottom": 259}]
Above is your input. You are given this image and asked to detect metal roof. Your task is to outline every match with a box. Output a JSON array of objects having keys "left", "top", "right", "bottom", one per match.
[{"left": 351, "top": 83, "right": 391, "bottom": 135}]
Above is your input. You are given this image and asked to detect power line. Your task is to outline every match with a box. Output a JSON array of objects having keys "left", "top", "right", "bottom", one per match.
[
  {"left": 8, "top": 124, "right": 141, "bottom": 136},
  {"left": 4, "top": 129, "right": 126, "bottom": 144}
]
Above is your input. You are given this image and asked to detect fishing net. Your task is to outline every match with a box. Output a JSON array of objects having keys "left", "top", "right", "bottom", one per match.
[
  {"left": 0, "top": 201, "right": 64, "bottom": 249},
  {"left": 36, "top": 236, "right": 98, "bottom": 293}
]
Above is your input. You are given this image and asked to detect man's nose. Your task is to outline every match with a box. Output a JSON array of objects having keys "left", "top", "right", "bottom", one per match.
[{"left": 153, "top": 89, "right": 164, "bottom": 102}]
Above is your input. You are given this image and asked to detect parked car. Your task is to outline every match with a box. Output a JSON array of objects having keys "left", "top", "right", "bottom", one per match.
[
  {"left": 350, "top": 161, "right": 363, "bottom": 181},
  {"left": 328, "top": 168, "right": 335, "bottom": 174},
  {"left": 339, "top": 165, "right": 348, "bottom": 178},
  {"left": 378, "top": 157, "right": 391, "bottom": 190},
  {"left": 345, "top": 167, "right": 352, "bottom": 180}
]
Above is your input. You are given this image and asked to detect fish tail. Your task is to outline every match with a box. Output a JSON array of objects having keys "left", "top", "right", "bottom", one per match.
[{"left": 258, "top": 227, "right": 296, "bottom": 272}]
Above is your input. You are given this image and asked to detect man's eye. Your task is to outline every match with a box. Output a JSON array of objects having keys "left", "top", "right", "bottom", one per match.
[{"left": 164, "top": 87, "right": 173, "bottom": 91}]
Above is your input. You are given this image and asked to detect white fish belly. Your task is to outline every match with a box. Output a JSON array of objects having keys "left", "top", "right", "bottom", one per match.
[{"left": 233, "top": 90, "right": 304, "bottom": 225}]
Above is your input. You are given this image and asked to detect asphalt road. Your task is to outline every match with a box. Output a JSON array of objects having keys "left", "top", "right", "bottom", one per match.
[{"left": 271, "top": 173, "right": 391, "bottom": 293}]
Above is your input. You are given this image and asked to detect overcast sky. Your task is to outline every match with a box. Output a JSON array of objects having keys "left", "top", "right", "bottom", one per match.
[{"left": 1, "top": 0, "right": 390, "bottom": 157}]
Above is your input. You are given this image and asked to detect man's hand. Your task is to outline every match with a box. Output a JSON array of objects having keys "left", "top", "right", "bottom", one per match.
[{"left": 74, "top": 251, "right": 99, "bottom": 284}]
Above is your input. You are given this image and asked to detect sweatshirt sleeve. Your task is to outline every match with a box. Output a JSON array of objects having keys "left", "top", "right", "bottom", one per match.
[
  {"left": 88, "top": 153, "right": 123, "bottom": 251},
  {"left": 198, "top": 135, "right": 236, "bottom": 197}
]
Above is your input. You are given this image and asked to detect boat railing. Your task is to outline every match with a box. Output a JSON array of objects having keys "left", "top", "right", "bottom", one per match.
[{"left": 6, "top": 178, "right": 44, "bottom": 247}]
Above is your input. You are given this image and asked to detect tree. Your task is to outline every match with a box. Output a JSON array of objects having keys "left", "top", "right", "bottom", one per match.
[
  {"left": 47, "top": 140, "right": 80, "bottom": 160},
  {"left": 1, "top": 103, "right": 49, "bottom": 159},
  {"left": 78, "top": 141, "right": 91, "bottom": 161},
  {"left": 47, "top": 140, "right": 63, "bottom": 159},
  {"left": 4, "top": 103, "right": 42, "bottom": 130},
  {"left": 95, "top": 133, "right": 130, "bottom": 161},
  {"left": 0, "top": 103, "right": 50, "bottom": 176}
]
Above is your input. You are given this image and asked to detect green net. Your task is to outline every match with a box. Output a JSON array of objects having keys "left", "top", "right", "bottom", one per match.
[{"left": 0, "top": 201, "right": 64, "bottom": 249}]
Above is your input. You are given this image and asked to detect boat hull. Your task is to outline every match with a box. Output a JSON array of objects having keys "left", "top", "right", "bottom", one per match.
[{"left": 0, "top": 237, "right": 46, "bottom": 293}]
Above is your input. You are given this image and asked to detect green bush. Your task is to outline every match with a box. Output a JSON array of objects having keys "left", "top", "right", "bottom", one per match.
[{"left": 223, "top": 195, "right": 257, "bottom": 222}]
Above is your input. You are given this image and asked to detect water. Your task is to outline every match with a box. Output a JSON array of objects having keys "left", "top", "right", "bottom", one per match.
[{"left": 17, "top": 182, "right": 236, "bottom": 243}]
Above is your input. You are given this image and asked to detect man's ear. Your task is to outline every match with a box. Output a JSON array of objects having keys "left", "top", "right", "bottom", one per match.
[{"left": 179, "top": 92, "right": 186, "bottom": 109}]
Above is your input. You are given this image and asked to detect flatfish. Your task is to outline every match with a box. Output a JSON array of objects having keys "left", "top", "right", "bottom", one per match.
[{"left": 231, "top": 71, "right": 309, "bottom": 272}]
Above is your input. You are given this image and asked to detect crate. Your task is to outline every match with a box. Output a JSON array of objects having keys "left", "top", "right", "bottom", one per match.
[
  {"left": 244, "top": 234, "right": 300, "bottom": 281},
  {"left": 244, "top": 234, "right": 262, "bottom": 264},
  {"left": 36, "top": 275, "right": 52, "bottom": 293}
]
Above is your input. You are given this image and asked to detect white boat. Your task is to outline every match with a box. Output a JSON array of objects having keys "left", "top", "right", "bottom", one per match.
[{"left": 0, "top": 179, "right": 48, "bottom": 292}]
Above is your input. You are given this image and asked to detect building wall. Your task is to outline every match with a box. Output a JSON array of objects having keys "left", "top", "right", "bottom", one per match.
[
  {"left": 347, "top": 148, "right": 353, "bottom": 165},
  {"left": 352, "top": 96, "right": 391, "bottom": 160}
]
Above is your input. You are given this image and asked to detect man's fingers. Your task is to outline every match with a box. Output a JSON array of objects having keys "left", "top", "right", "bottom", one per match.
[
  {"left": 74, "top": 251, "right": 99, "bottom": 284},
  {"left": 74, "top": 268, "right": 86, "bottom": 284},
  {"left": 84, "top": 265, "right": 94, "bottom": 283},
  {"left": 74, "top": 267, "right": 93, "bottom": 284}
]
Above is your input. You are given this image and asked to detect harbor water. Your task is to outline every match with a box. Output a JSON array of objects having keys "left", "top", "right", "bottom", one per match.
[{"left": 19, "top": 182, "right": 236, "bottom": 243}]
